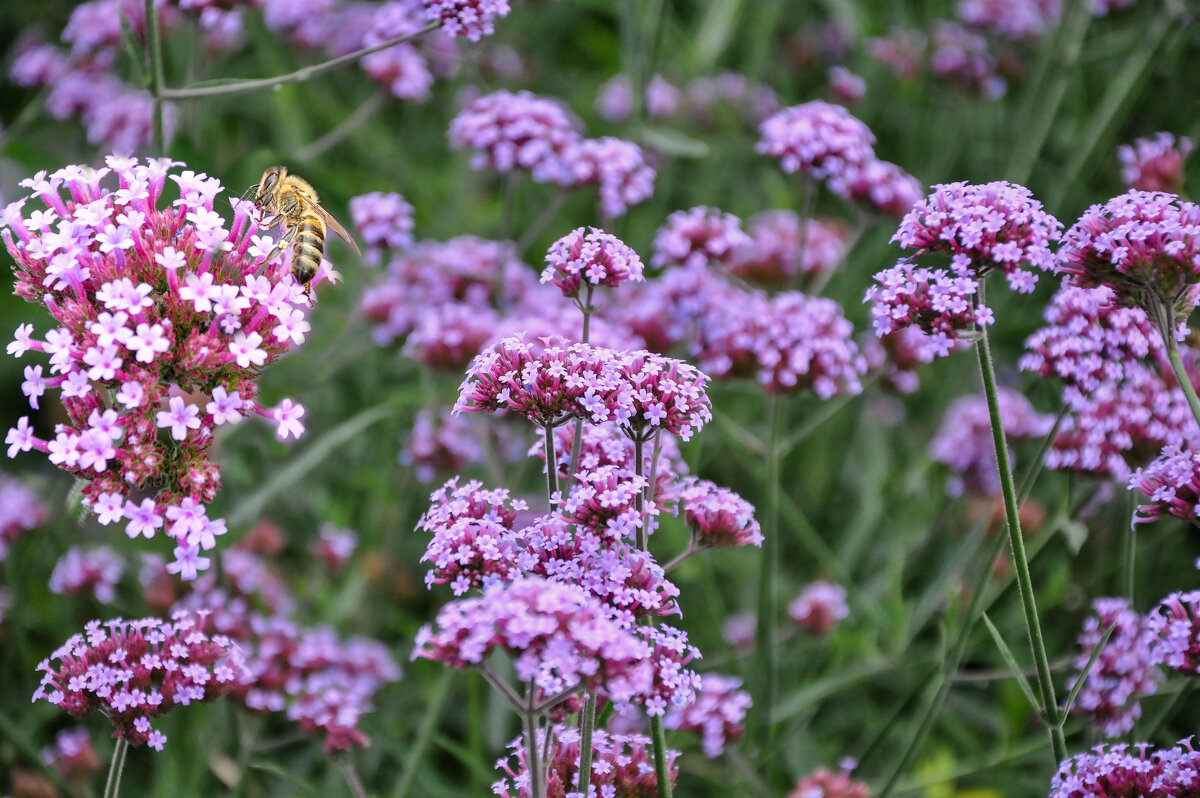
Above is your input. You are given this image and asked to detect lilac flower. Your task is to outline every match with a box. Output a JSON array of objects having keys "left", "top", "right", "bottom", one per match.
[
  {"left": 865, "top": 261, "right": 992, "bottom": 351},
  {"left": 417, "top": 478, "right": 527, "bottom": 594},
  {"left": 1067, "top": 597, "right": 1162, "bottom": 738},
  {"left": 611, "top": 350, "right": 713, "bottom": 441},
  {"left": 448, "top": 89, "right": 581, "bottom": 183},
  {"left": 929, "top": 388, "right": 1054, "bottom": 496},
  {"left": 679, "top": 479, "right": 762, "bottom": 549},
  {"left": 360, "top": 5, "right": 433, "bottom": 102},
  {"left": 541, "top": 227, "right": 644, "bottom": 299},
  {"left": 400, "top": 409, "right": 488, "bottom": 482},
  {"left": 413, "top": 577, "right": 655, "bottom": 710},
  {"left": 349, "top": 191, "right": 415, "bottom": 262},
  {"left": 0, "top": 474, "right": 46, "bottom": 561},
  {"left": 48, "top": 546, "right": 124, "bottom": 603},
  {"left": 492, "top": 724, "right": 679, "bottom": 797},
  {"left": 40, "top": 727, "right": 101, "bottom": 783},
  {"left": 1049, "top": 742, "right": 1165, "bottom": 797},
  {"left": 663, "top": 673, "right": 751, "bottom": 758},
  {"left": 311, "top": 524, "right": 357, "bottom": 569},
  {"left": 728, "top": 211, "right": 848, "bottom": 288},
  {"left": 422, "top": 0, "right": 511, "bottom": 41},
  {"left": 757, "top": 101, "right": 877, "bottom": 195},
  {"left": 595, "top": 75, "right": 634, "bottom": 121},
  {"left": 560, "top": 137, "right": 656, "bottom": 218},
  {"left": 1129, "top": 443, "right": 1200, "bottom": 525},
  {"left": 893, "top": 180, "right": 1062, "bottom": 292},
  {"left": 1118, "top": 133, "right": 1192, "bottom": 194},
  {"left": 828, "top": 66, "right": 867, "bottom": 102},
  {"left": 788, "top": 766, "right": 870, "bottom": 798},
  {"left": 842, "top": 159, "right": 924, "bottom": 218},
  {"left": 929, "top": 21, "right": 1006, "bottom": 99},
  {"left": 788, "top": 581, "right": 849, "bottom": 634},
  {"left": 1147, "top": 590, "right": 1200, "bottom": 675},
  {"left": 33, "top": 611, "right": 250, "bottom": 750},
  {"left": 1058, "top": 191, "right": 1200, "bottom": 322},
  {"left": 958, "top": 0, "right": 1060, "bottom": 39},
  {"left": 3, "top": 157, "right": 311, "bottom": 578},
  {"left": 651, "top": 206, "right": 752, "bottom": 271}
]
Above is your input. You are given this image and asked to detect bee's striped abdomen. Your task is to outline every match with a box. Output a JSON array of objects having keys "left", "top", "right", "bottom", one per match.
[{"left": 291, "top": 213, "right": 326, "bottom": 284}]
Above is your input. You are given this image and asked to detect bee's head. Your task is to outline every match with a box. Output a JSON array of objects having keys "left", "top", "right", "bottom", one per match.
[{"left": 254, "top": 166, "right": 287, "bottom": 205}]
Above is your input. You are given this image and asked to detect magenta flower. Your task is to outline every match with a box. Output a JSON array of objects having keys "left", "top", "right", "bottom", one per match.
[
  {"left": 1129, "top": 443, "right": 1200, "bottom": 525},
  {"left": 1119, "top": 133, "right": 1192, "bottom": 194},
  {"left": 679, "top": 479, "right": 762, "bottom": 549},
  {"left": 33, "top": 611, "right": 250, "bottom": 751},
  {"left": 611, "top": 350, "right": 713, "bottom": 441},
  {"left": 492, "top": 724, "right": 679, "bottom": 798},
  {"left": 757, "top": 101, "right": 877, "bottom": 195},
  {"left": 788, "top": 581, "right": 849, "bottom": 634},
  {"left": 957, "top": 0, "right": 1059, "bottom": 39},
  {"left": 728, "top": 211, "right": 848, "bottom": 288},
  {"left": 788, "top": 767, "right": 870, "bottom": 798},
  {"left": 635, "top": 622, "right": 702, "bottom": 715},
  {"left": 49, "top": 546, "right": 124, "bottom": 604},
  {"left": 1147, "top": 590, "right": 1200, "bottom": 675},
  {"left": 893, "top": 180, "right": 1061, "bottom": 292},
  {"left": 828, "top": 66, "right": 867, "bottom": 102},
  {"left": 359, "top": 4, "right": 433, "bottom": 102},
  {"left": 865, "top": 261, "right": 993, "bottom": 352},
  {"left": 349, "top": 191, "right": 415, "bottom": 262},
  {"left": 1067, "top": 597, "right": 1162, "bottom": 738},
  {"left": 929, "top": 21, "right": 1006, "bottom": 99},
  {"left": 403, "top": 302, "right": 502, "bottom": 370},
  {"left": 417, "top": 478, "right": 528, "bottom": 594},
  {"left": 0, "top": 473, "right": 45, "bottom": 560},
  {"left": 663, "top": 672, "right": 751, "bottom": 758},
  {"left": 541, "top": 227, "right": 644, "bottom": 300},
  {"left": 448, "top": 89, "right": 581, "bottom": 183},
  {"left": 1058, "top": 190, "right": 1200, "bottom": 323},
  {"left": 40, "top": 727, "right": 101, "bottom": 783},
  {"left": 1047, "top": 741, "right": 1200, "bottom": 798},
  {"left": 3, "top": 158, "right": 312, "bottom": 578},
  {"left": 842, "top": 159, "right": 924, "bottom": 218},
  {"left": 560, "top": 138, "right": 656, "bottom": 218},
  {"left": 651, "top": 206, "right": 752, "bottom": 271},
  {"left": 413, "top": 577, "right": 655, "bottom": 710},
  {"left": 422, "top": 0, "right": 511, "bottom": 41},
  {"left": 311, "top": 523, "right": 357, "bottom": 570},
  {"left": 400, "top": 409, "right": 489, "bottom": 483}
]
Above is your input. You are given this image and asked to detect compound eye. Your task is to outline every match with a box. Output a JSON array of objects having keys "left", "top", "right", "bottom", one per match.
[{"left": 262, "top": 172, "right": 279, "bottom": 192}]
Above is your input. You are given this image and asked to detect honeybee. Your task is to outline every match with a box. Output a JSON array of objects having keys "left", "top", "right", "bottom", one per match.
[{"left": 246, "top": 166, "right": 361, "bottom": 287}]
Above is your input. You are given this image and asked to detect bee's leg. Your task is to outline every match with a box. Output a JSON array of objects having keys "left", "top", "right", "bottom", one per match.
[{"left": 268, "top": 226, "right": 298, "bottom": 259}]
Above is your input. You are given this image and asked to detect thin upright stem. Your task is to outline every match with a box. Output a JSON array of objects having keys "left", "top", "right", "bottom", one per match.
[
  {"left": 161, "top": 23, "right": 441, "bottom": 100},
  {"left": 339, "top": 754, "right": 369, "bottom": 798},
  {"left": 650, "top": 714, "right": 674, "bottom": 798},
  {"left": 515, "top": 189, "right": 569, "bottom": 254},
  {"left": 567, "top": 294, "right": 595, "bottom": 490},
  {"left": 525, "top": 683, "right": 545, "bottom": 798},
  {"left": 144, "top": 0, "right": 166, "bottom": 154},
  {"left": 102, "top": 738, "right": 129, "bottom": 798},
  {"left": 634, "top": 435, "right": 648, "bottom": 551},
  {"left": 753, "top": 394, "right": 783, "bottom": 775},
  {"left": 974, "top": 281, "right": 1066, "bottom": 765},
  {"left": 789, "top": 177, "right": 817, "bottom": 292},
  {"left": 1165, "top": 331, "right": 1200, "bottom": 432},
  {"left": 576, "top": 694, "right": 597, "bottom": 795},
  {"left": 663, "top": 543, "right": 699, "bottom": 573},
  {"left": 543, "top": 423, "right": 559, "bottom": 503},
  {"left": 295, "top": 92, "right": 386, "bottom": 162}
]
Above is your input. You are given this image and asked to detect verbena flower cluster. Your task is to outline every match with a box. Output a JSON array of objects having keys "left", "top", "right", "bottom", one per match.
[
  {"left": 864, "top": 261, "right": 991, "bottom": 354},
  {"left": 957, "top": 0, "right": 1059, "bottom": 40},
  {"left": 561, "top": 137, "right": 657, "bottom": 219},
  {"left": 1050, "top": 738, "right": 1200, "bottom": 798},
  {"left": 422, "top": 0, "right": 512, "bottom": 41},
  {"left": 1147, "top": 590, "right": 1200, "bottom": 675},
  {"left": 788, "top": 581, "right": 849, "bottom": 634},
  {"left": 1129, "top": 443, "right": 1200, "bottom": 526},
  {"left": 1119, "top": 132, "right": 1192, "bottom": 193},
  {"left": 728, "top": 211, "right": 848, "bottom": 288},
  {"left": 449, "top": 90, "right": 581, "bottom": 183},
  {"left": 787, "top": 766, "right": 870, "bottom": 798},
  {"left": 40, "top": 727, "right": 101, "bottom": 783},
  {"left": 3, "top": 157, "right": 313, "bottom": 579},
  {"left": 651, "top": 206, "right": 752, "bottom": 271},
  {"left": 33, "top": 611, "right": 250, "bottom": 751},
  {"left": 348, "top": 191, "right": 415, "bottom": 263},
  {"left": 1066, "top": 597, "right": 1162, "bottom": 738},
  {"left": 662, "top": 672, "right": 751, "bottom": 758},
  {"left": 0, "top": 473, "right": 45, "bottom": 560},
  {"left": 541, "top": 227, "right": 644, "bottom": 299},
  {"left": 49, "top": 546, "right": 124, "bottom": 603},
  {"left": 596, "top": 71, "right": 780, "bottom": 127},
  {"left": 678, "top": 479, "right": 763, "bottom": 550}
]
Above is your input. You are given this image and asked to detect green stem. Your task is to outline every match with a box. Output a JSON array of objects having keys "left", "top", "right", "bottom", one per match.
[
  {"left": 391, "top": 669, "right": 456, "bottom": 798},
  {"left": 789, "top": 177, "right": 817, "bottom": 292},
  {"left": 576, "top": 694, "right": 597, "bottom": 795},
  {"left": 103, "top": 738, "right": 129, "bottom": 798},
  {"left": 650, "top": 714, "right": 674, "bottom": 798},
  {"left": 634, "top": 435, "right": 648, "bottom": 551},
  {"left": 1165, "top": 332, "right": 1200, "bottom": 432},
  {"left": 525, "top": 684, "right": 545, "bottom": 798},
  {"left": 543, "top": 423, "right": 559, "bottom": 503},
  {"left": 974, "top": 281, "right": 1066, "bottom": 765},
  {"left": 161, "top": 22, "right": 441, "bottom": 100},
  {"left": 339, "top": 754, "right": 369, "bottom": 798},
  {"left": 566, "top": 296, "right": 595, "bottom": 488},
  {"left": 753, "top": 394, "right": 783, "bottom": 775},
  {"left": 144, "top": 0, "right": 165, "bottom": 154},
  {"left": 295, "top": 92, "right": 386, "bottom": 162}
]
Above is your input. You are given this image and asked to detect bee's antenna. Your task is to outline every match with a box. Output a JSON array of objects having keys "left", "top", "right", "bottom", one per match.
[{"left": 239, "top": 184, "right": 259, "bottom": 204}]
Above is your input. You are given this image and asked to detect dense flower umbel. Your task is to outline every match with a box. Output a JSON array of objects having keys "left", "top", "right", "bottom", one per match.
[
  {"left": 560, "top": 138, "right": 656, "bottom": 218},
  {"left": 1067, "top": 597, "right": 1163, "bottom": 738},
  {"left": 40, "top": 727, "right": 101, "bottom": 783},
  {"left": 892, "top": 181, "right": 1061, "bottom": 292},
  {"left": 788, "top": 581, "right": 849, "bottom": 634},
  {"left": 957, "top": 0, "right": 1059, "bottom": 39},
  {"left": 1129, "top": 443, "right": 1200, "bottom": 525},
  {"left": 412, "top": 577, "right": 655, "bottom": 710},
  {"left": 613, "top": 350, "right": 712, "bottom": 441},
  {"left": 422, "top": 0, "right": 511, "bottom": 41},
  {"left": 49, "top": 546, "right": 124, "bottom": 603},
  {"left": 787, "top": 766, "right": 870, "bottom": 798},
  {"left": 1058, "top": 191, "right": 1200, "bottom": 321},
  {"left": 843, "top": 159, "right": 924, "bottom": 218},
  {"left": 33, "top": 611, "right": 250, "bottom": 750},
  {"left": 535, "top": 422, "right": 688, "bottom": 504},
  {"left": 448, "top": 89, "right": 581, "bottom": 183},
  {"left": 679, "top": 479, "right": 762, "bottom": 550},
  {"left": 929, "top": 22, "right": 1006, "bottom": 99},
  {"left": 3, "top": 157, "right": 313, "bottom": 578},
  {"left": 541, "top": 227, "right": 644, "bottom": 299},
  {"left": 492, "top": 724, "right": 679, "bottom": 798},
  {"left": 0, "top": 474, "right": 45, "bottom": 560},
  {"left": 756, "top": 101, "right": 877, "bottom": 195},
  {"left": 728, "top": 211, "right": 849, "bottom": 288},
  {"left": 1048, "top": 739, "right": 1200, "bottom": 798},
  {"left": 417, "top": 478, "right": 528, "bottom": 594},
  {"left": 929, "top": 388, "right": 1054, "bottom": 496},
  {"left": 651, "top": 206, "right": 753, "bottom": 271},
  {"left": 349, "top": 191, "right": 415, "bottom": 263},
  {"left": 663, "top": 672, "right": 751, "bottom": 758},
  {"left": 1119, "top": 133, "right": 1193, "bottom": 193},
  {"left": 1147, "top": 590, "right": 1200, "bottom": 675},
  {"left": 865, "top": 261, "right": 993, "bottom": 353}
]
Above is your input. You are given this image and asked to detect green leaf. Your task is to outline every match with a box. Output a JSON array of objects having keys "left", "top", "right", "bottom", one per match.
[
  {"left": 118, "top": 9, "right": 148, "bottom": 88},
  {"left": 247, "top": 761, "right": 320, "bottom": 796},
  {"left": 637, "top": 126, "right": 711, "bottom": 159},
  {"left": 693, "top": 0, "right": 742, "bottom": 69},
  {"left": 1063, "top": 620, "right": 1116, "bottom": 716},
  {"left": 981, "top": 613, "right": 1042, "bottom": 718}
]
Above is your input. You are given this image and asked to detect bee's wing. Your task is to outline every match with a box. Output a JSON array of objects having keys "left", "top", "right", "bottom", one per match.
[{"left": 313, "top": 205, "right": 362, "bottom": 256}]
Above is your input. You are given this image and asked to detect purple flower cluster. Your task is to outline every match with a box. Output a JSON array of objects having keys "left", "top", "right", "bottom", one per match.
[
  {"left": 788, "top": 581, "right": 849, "bottom": 634},
  {"left": 561, "top": 138, "right": 657, "bottom": 219},
  {"left": 828, "top": 66, "right": 867, "bottom": 102},
  {"left": 1129, "top": 443, "right": 1200, "bottom": 525},
  {"left": 929, "top": 22, "right": 1006, "bottom": 99},
  {"left": 417, "top": 478, "right": 528, "bottom": 594},
  {"left": 929, "top": 388, "right": 1054, "bottom": 496},
  {"left": 756, "top": 101, "right": 877, "bottom": 192},
  {"left": 535, "top": 422, "right": 688, "bottom": 506},
  {"left": 1119, "top": 133, "right": 1193, "bottom": 194},
  {"left": 597, "top": 71, "right": 780, "bottom": 127},
  {"left": 1147, "top": 590, "right": 1200, "bottom": 675},
  {"left": 865, "top": 261, "right": 992, "bottom": 353},
  {"left": 651, "top": 206, "right": 752, "bottom": 271},
  {"left": 3, "top": 157, "right": 312, "bottom": 579},
  {"left": 957, "top": 0, "right": 1059, "bottom": 40},
  {"left": 40, "top": 727, "right": 101, "bottom": 783},
  {"left": 449, "top": 90, "right": 581, "bottom": 183},
  {"left": 349, "top": 191, "right": 415, "bottom": 262},
  {"left": 492, "top": 723, "right": 679, "bottom": 798},
  {"left": 892, "top": 180, "right": 1062, "bottom": 292},
  {"left": 0, "top": 474, "right": 45, "bottom": 560},
  {"left": 422, "top": 0, "right": 511, "bottom": 41},
  {"left": 678, "top": 479, "right": 762, "bottom": 550},
  {"left": 788, "top": 766, "right": 870, "bottom": 798},
  {"left": 359, "top": 3, "right": 434, "bottom": 102},
  {"left": 400, "top": 409, "right": 490, "bottom": 482},
  {"left": 1050, "top": 739, "right": 1200, "bottom": 798},
  {"left": 1067, "top": 597, "right": 1162, "bottom": 738},
  {"left": 728, "top": 211, "right": 848, "bottom": 288},
  {"left": 49, "top": 546, "right": 124, "bottom": 604},
  {"left": 1058, "top": 190, "right": 1200, "bottom": 320},
  {"left": 541, "top": 227, "right": 644, "bottom": 300},
  {"left": 663, "top": 672, "right": 751, "bottom": 758},
  {"left": 33, "top": 611, "right": 250, "bottom": 750},
  {"left": 842, "top": 159, "right": 925, "bottom": 218}
]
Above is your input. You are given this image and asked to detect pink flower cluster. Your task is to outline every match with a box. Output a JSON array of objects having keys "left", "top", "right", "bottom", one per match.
[
  {"left": 929, "top": 388, "right": 1054, "bottom": 496},
  {"left": 596, "top": 71, "right": 780, "bottom": 127},
  {"left": 1147, "top": 590, "right": 1200, "bottom": 675},
  {"left": 33, "top": 611, "right": 250, "bottom": 751},
  {"left": 651, "top": 206, "right": 752, "bottom": 271},
  {"left": 957, "top": 0, "right": 1059, "bottom": 40},
  {"left": 1119, "top": 133, "right": 1192, "bottom": 194},
  {"left": 1067, "top": 597, "right": 1162, "bottom": 738},
  {"left": 3, "top": 157, "right": 312, "bottom": 579},
  {"left": 679, "top": 479, "right": 762, "bottom": 550},
  {"left": 728, "top": 211, "right": 848, "bottom": 288},
  {"left": 449, "top": 90, "right": 581, "bottom": 183},
  {"left": 1129, "top": 444, "right": 1200, "bottom": 525},
  {"left": 892, "top": 180, "right": 1061, "bottom": 292},
  {"left": 349, "top": 191, "right": 415, "bottom": 262},
  {"left": 536, "top": 422, "right": 687, "bottom": 505},
  {"left": 756, "top": 101, "right": 876, "bottom": 191},
  {"left": 788, "top": 766, "right": 869, "bottom": 798},
  {"left": 929, "top": 22, "right": 1006, "bottom": 99},
  {"left": 400, "top": 409, "right": 490, "bottom": 482},
  {"left": 417, "top": 478, "right": 528, "bottom": 594},
  {"left": 663, "top": 672, "right": 751, "bottom": 758},
  {"left": 1058, "top": 190, "right": 1200, "bottom": 319},
  {"left": 0, "top": 474, "right": 45, "bottom": 560},
  {"left": 49, "top": 546, "right": 124, "bottom": 603},
  {"left": 561, "top": 137, "right": 657, "bottom": 218},
  {"left": 788, "top": 581, "right": 849, "bottom": 634},
  {"left": 1051, "top": 739, "right": 1200, "bottom": 798},
  {"left": 865, "top": 261, "right": 993, "bottom": 353},
  {"left": 422, "top": 0, "right": 511, "bottom": 41},
  {"left": 492, "top": 723, "right": 679, "bottom": 798},
  {"left": 541, "top": 227, "right": 644, "bottom": 300},
  {"left": 40, "top": 727, "right": 101, "bottom": 783}
]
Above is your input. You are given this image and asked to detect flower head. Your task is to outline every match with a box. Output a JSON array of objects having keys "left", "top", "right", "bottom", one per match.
[
  {"left": 349, "top": 191, "right": 414, "bottom": 261},
  {"left": 422, "top": 0, "right": 511, "bottom": 41},
  {"left": 0, "top": 474, "right": 46, "bottom": 561},
  {"left": 865, "top": 261, "right": 993, "bottom": 351},
  {"left": 1119, "top": 133, "right": 1192, "bottom": 193},
  {"left": 417, "top": 478, "right": 528, "bottom": 594},
  {"left": 757, "top": 101, "right": 877, "bottom": 195},
  {"left": 651, "top": 206, "right": 752, "bottom": 271},
  {"left": 663, "top": 672, "right": 751, "bottom": 758},
  {"left": 541, "top": 227, "right": 644, "bottom": 299},
  {"left": 1147, "top": 590, "right": 1200, "bottom": 675},
  {"left": 448, "top": 89, "right": 581, "bottom": 183},
  {"left": 787, "top": 766, "right": 870, "bottom": 798},
  {"left": 1129, "top": 443, "right": 1200, "bottom": 525},
  {"left": 49, "top": 546, "right": 124, "bottom": 603},
  {"left": 788, "top": 581, "right": 849, "bottom": 634},
  {"left": 679, "top": 479, "right": 762, "bottom": 549},
  {"left": 40, "top": 727, "right": 101, "bottom": 783},
  {"left": 728, "top": 211, "right": 849, "bottom": 288},
  {"left": 560, "top": 137, "right": 656, "bottom": 218}
]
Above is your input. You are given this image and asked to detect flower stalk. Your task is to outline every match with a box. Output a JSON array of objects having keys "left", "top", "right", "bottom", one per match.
[
  {"left": 753, "top": 394, "right": 782, "bottom": 773},
  {"left": 102, "top": 738, "right": 129, "bottom": 798},
  {"left": 144, "top": 0, "right": 166, "bottom": 154}
]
